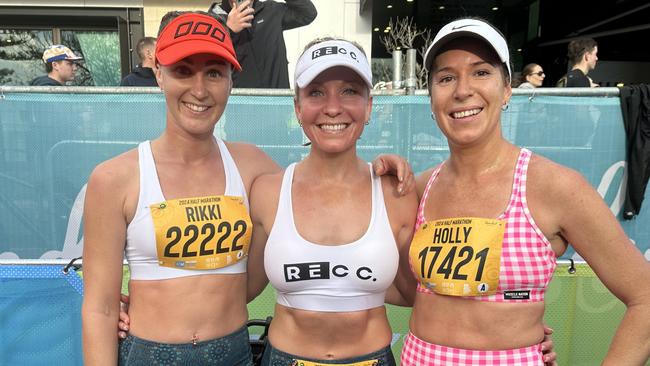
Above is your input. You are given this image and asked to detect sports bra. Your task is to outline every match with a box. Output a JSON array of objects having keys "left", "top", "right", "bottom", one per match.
[
  {"left": 125, "top": 138, "right": 250, "bottom": 280},
  {"left": 264, "top": 163, "right": 399, "bottom": 312},
  {"left": 409, "top": 148, "right": 556, "bottom": 302}
]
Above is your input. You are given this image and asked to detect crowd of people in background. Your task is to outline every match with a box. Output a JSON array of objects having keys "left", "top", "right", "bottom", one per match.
[
  {"left": 27, "top": 0, "right": 600, "bottom": 91},
  {"left": 513, "top": 37, "right": 598, "bottom": 89}
]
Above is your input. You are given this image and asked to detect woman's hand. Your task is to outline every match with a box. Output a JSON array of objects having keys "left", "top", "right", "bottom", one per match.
[
  {"left": 541, "top": 325, "right": 557, "bottom": 366},
  {"left": 117, "top": 294, "right": 130, "bottom": 339},
  {"left": 372, "top": 154, "right": 415, "bottom": 196}
]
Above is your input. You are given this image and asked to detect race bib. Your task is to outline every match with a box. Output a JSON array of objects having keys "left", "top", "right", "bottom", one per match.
[
  {"left": 150, "top": 195, "right": 251, "bottom": 270},
  {"left": 291, "top": 360, "right": 377, "bottom": 366},
  {"left": 410, "top": 217, "right": 504, "bottom": 296}
]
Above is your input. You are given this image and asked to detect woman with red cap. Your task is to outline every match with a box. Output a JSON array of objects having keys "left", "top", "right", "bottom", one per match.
[
  {"left": 81, "top": 11, "right": 279, "bottom": 365},
  {"left": 401, "top": 17, "right": 650, "bottom": 365}
]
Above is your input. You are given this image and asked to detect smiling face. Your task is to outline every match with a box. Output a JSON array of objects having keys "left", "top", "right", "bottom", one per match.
[
  {"left": 429, "top": 37, "right": 511, "bottom": 148},
  {"left": 156, "top": 53, "right": 232, "bottom": 138},
  {"left": 294, "top": 66, "right": 372, "bottom": 155}
]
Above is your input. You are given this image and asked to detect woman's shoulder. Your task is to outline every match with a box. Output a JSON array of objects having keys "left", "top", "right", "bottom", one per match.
[
  {"left": 89, "top": 148, "right": 139, "bottom": 185},
  {"left": 223, "top": 141, "right": 281, "bottom": 180},
  {"left": 86, "top": 148, "right": 139, "bottom": 200},
  {"left": 527, "top": 152, "right": 592, "bottom": 198}
]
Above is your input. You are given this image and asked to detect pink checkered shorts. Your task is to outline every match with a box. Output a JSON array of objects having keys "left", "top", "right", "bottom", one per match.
[{"left": 400, "top": 332, "right": 544, "bottom": 366}]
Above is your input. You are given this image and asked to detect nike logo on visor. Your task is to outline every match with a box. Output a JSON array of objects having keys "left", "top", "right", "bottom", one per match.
[{"left": 452, "top": 24, "right": 476, "bottom": 30}]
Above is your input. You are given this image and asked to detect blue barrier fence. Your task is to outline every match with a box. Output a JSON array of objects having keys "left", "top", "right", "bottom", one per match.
[
  {"left": 0, "top": 87, "right": 647, "bottom": 260},
  {"left": 0, "top": 263, "right": 83, "bottom": 365},
  {"left": 0, "top": 87, "right": 648, "bottom": 365}
]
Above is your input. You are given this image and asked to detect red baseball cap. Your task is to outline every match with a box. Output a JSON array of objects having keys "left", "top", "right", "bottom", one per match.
[{"left": 156, "top": 13, "right": 241, "bottom": 70}]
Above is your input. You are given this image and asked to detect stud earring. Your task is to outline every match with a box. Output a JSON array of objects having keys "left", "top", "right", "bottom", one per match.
[{"left": 364, "top": 121, "right": 369, "bottom": 125}]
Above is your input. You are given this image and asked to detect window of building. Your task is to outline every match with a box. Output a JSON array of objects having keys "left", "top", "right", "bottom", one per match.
[
  {"left": 0, "top": 29, "right": 53, "bottom": 86},
  {"left": 0, "top": 6, "right": 144, "bottom": 86}
]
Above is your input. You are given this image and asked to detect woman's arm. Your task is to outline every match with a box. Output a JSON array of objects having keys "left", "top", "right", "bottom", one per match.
[
  {"left": 381, "top": 175, "right": 418, "bottom": 306},
  {"left": 535, "top": 161, "right": 650, "bottom": 365},
  {"left": 246, "top": 173, "right": 282, "bottom": 302},
  {"left": 81, "top": 159, "right": 132, "bottom": 365}
]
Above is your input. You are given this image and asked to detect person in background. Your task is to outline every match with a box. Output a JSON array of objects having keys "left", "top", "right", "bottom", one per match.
[
  {"left": 30, "top": 44, "right": 83, "bottom": 86},
  {"left": 120, "top": 37, "right": 158, "bottom": 87},
  {"left": 211, "top": 0, "right": 317, "bottom": 88},
  {"left": 517, "top": 63, "right": 545, "bottom": 88},
  {"left": 402, "top": 17, "right": 650, "bottom": 365},
  {"left": 565, "top": 38, "right": 598, "bottom": 87}
]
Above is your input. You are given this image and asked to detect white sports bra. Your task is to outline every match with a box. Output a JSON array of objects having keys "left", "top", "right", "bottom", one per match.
[
  {"left": 125, "top": 138, "right": 249, "bottom": 280},
  {"left": 264, "top": 163, "right": 398, "bottom": 312}
]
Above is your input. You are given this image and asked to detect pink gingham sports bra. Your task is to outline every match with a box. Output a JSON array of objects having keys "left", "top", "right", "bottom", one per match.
[{"left": 409, "top": 148, "right": 556, "bottom": 302}]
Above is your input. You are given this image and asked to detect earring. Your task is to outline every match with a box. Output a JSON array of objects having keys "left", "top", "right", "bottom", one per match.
[
  {"left": 298, "top": 121, "right": 302, "bottom": 127},
  {"left": 501, "top": 104, "right": 509, "bottom": 111},
  {"left": 364, "top": 121, "right": 369, "bottom": 125},
  {"left": 430, "top": 112, "right": 435, "bottom": 121}
]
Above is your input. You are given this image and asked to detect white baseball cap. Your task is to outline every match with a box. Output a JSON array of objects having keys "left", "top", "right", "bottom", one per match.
[
  {"left": 423, "top": 18, "right": 511, "bottom": 79},
  {"left": 294, "top": 39, "right": 372, "bottom": 89}
]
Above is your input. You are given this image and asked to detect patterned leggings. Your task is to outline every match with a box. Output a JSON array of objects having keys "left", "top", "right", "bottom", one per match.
[{"left": 118, "top": 325, "right": 253, "bottom": 366}]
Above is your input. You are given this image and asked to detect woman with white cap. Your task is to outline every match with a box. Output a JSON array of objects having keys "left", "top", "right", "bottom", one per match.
[
  {"left": 402, "top": 17, "right": 650, "bottom": 365},
  {"left": 246, "top": 37, "right": 418, "bottom": 365}
]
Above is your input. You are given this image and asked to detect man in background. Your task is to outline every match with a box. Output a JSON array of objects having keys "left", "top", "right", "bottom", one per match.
[
  {"left": 565, "top": 38, "right": 599, "bottom": 87},
  {"left": 120, "top": 37, "right": 158, "bottom": 87},
  {"left": 212, "top": 0, "right": 317, "bottom": 88},
  {"left": 30, "top": 45, "right": 83, "bottom": 86}
]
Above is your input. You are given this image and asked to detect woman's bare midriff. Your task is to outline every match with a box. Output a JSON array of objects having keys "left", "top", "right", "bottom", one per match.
[
  {"left": 410, "top": 292, "right": 545, "bottom": 350},
  {"left": 127, "top": 273, "right": 247, "bottom": 343},
  {"left": 269, "top": 304, "right": 393, "bottom": 359}
]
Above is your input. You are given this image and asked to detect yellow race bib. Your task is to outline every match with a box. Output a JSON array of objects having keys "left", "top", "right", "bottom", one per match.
[
  {"left": 150, "top": 195, "right": 251, "bottom": 270},
  {"left": 291, "top": 360, "right": 378, "bottom": 366},
  {"left": 410, "top": 217, "right": 504, "bottom": 296}
]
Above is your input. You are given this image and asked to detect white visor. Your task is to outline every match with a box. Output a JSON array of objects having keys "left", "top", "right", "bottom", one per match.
[
  {"left": 294, "top": 40, "right": 372, "bottom": 89},
  {"left": 423, "top": 18, "right": 511, "bottom": 79}
]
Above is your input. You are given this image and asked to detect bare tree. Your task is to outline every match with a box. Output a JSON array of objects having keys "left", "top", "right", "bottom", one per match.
[
  {"left": 379, "top": 18, "right": 402, "bottom": 52},
  {"left": 399, "top": 17, "right": 425, "bottom": 49},
  {"left": 377, "top": 16, "right": 433, "bottom": 89},
  {"left": 417, "top": 28, "right": 434, "bottom": 88}
]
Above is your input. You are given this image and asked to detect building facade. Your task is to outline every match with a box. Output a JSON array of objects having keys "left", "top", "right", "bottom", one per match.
[{"left": 0, "top": 0, "right": 372, "bottom": 86}]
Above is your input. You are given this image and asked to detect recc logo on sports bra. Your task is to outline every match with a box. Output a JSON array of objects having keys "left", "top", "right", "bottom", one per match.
[{"left": 174, "top": 21, "right": 226, "bottom": 43}]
